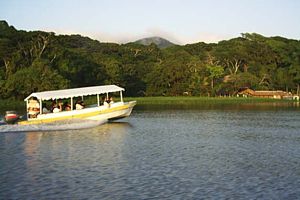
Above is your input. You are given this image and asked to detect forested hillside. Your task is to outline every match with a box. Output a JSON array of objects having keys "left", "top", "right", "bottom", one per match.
[{"left": 0, "top": 20, "right": 299, "bottom": 99}]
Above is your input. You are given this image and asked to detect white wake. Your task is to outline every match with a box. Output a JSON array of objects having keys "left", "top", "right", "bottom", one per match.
[{"left": 0, "top": 119, "right": 107, "bottom": 133}]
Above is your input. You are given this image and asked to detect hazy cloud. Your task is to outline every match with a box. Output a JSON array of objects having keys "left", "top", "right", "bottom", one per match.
[
  {"left": 179, "top": 32, "right": 236, "bottom": 44},
  {"left": 45, "top": 27, "right": 236, "bottom": 45}
]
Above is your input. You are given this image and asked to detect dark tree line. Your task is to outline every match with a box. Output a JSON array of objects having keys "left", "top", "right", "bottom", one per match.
[{"left": 0, "top": 21, "right": 299, "bottom": 100}]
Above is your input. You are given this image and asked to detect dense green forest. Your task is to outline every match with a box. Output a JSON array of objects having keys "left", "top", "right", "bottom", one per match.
[{"left": 0, "top": 20, "right": 299, "bottom": 100}]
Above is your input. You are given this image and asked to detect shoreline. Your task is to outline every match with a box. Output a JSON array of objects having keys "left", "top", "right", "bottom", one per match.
[
  {"left": 124, "top": 96, "right": 294, "bottom": 105},
  {"left": 0, "top": 97, "right": 297, "bottom": 113}
]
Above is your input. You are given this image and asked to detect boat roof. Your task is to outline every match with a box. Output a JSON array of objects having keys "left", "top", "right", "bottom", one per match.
[{"left": 24, "top": 85, "right": 124, "bottom": 101}]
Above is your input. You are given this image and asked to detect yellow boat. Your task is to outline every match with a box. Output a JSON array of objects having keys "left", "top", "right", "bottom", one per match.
[{"left": 18, "top": 85, "right": 136, "bottom": 125}]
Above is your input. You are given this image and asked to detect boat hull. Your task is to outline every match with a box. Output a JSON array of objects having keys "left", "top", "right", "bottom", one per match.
[{"left": 18, "top": 101, "right": 136, "bottom": 125}]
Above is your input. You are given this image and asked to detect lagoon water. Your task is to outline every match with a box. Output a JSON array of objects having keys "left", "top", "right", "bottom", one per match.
[{"left": 1, "top": 103, "right": 300, "bottom": 199}]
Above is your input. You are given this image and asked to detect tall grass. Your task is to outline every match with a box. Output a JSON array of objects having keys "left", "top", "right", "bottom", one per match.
[
  {"left": 0, "top": 96, "right": 292, "bottom": 114},
  {"left": 124, "top": 96, "right": 284, "bottom": 106}
]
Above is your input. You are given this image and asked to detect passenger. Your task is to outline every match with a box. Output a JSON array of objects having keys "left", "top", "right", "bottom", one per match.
[
  {"left": 53, "top": 101, "right": 63, "bottom": 113},
  {"left": 109, "top": 97, "right": 114, "bottom": 104},
  {"left": 63, "top": 102, "right": 71, "bottom": 111},
  {"left": 75, "top": 100, "right": 84, "bottom": 110},
  {"left": 50, "top": 101, "right": 56, "bottom": 112},
  {"left": 42, "top": 103, "right": 50, "bottom": 114},
  {"left": 28, "top": 97, "right": 40, "bottom": 118},
  {"left": 103, "top": 97, "right": 109, "bottom": 107}
]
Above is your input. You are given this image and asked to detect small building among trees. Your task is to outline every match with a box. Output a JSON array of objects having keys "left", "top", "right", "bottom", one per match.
[{"left": 237, "top": 87, "right": 293, "bottom": 99}]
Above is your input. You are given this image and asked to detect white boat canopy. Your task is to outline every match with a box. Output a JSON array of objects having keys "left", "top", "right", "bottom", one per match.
[{"left": 24, "top": 85, "right": 124, "bottom": 101}]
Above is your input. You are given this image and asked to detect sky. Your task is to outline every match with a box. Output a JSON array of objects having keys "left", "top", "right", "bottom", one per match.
[{"left": 1, "top": 0, "right": 300, "bottom": 44}]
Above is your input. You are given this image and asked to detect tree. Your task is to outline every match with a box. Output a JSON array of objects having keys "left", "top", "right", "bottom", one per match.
[
  {"left": 213, "top": 38, "right": 248, "bottom": 75},
  {"left": 289, "top": 64, "right": 300, "bottom": 95},
  {"left": 207, "top": 65, "right": 224, "bottom": 95},
  {"left": 2, "top": 59, "right": 69, "bottom": 99}
]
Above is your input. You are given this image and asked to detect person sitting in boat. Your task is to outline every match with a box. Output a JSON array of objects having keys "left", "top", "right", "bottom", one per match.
[
  {"left": 50, "top": 100, "right": 56, "bottom": 112},
  {"left": 52, "top": 101, "right": 63, "bottom": 113},
  {"left": 103, "top": 97, "right": 109, "bottom": 108},
  {"left": 42, "top": 103, "right": 50, "bottom": 114},
  {"left": 109, "top": 96, "right": 114, "bottom": 104},
  {"left": 63, "top": 102, "right": 71, "bottom": 111},
  {"left": 28, "top": 97, "right": 40, "bottom": 118},
  {"left": 75, "top": 100, "right": 84, "bottom": 110}
]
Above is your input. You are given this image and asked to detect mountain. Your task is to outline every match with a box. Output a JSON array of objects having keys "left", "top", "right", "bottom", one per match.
[{"left": 134, "top": 36, "right": 176, "bottom": 48}]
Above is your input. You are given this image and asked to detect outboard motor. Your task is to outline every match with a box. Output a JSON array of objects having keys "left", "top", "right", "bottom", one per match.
[{"left": 4, "top": 111, "right": 19, "bottom": 124}]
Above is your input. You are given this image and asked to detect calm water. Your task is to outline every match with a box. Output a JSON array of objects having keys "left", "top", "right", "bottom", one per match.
[{"left": 1, "top": 103, "right": 300, "bottom": 199}]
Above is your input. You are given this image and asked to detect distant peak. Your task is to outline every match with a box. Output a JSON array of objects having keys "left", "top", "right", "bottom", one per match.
[{"left": 134, "top": 36, "right": 176, "bottom": 48}]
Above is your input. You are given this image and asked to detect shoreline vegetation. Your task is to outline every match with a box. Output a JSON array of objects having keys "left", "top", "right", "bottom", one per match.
[
  {"left": 0, "top": 97, "right": 298, "bottom": 114},
  {"left": 124, "top": 96, "right": 286, "bottom": 105},
  {"left": 124, "top": 96, "right": 298, "bottom": 108},
  {"left": 0, "top": 99, "right": 25, "bottom": 112},
  {"left": 125, "top": 97, "right": 299, "bottom": 110}
]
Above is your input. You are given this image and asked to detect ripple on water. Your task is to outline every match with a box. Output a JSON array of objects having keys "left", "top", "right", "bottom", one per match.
[{"left": 1, "top": 107, "right": 300, "bottom": 199}]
